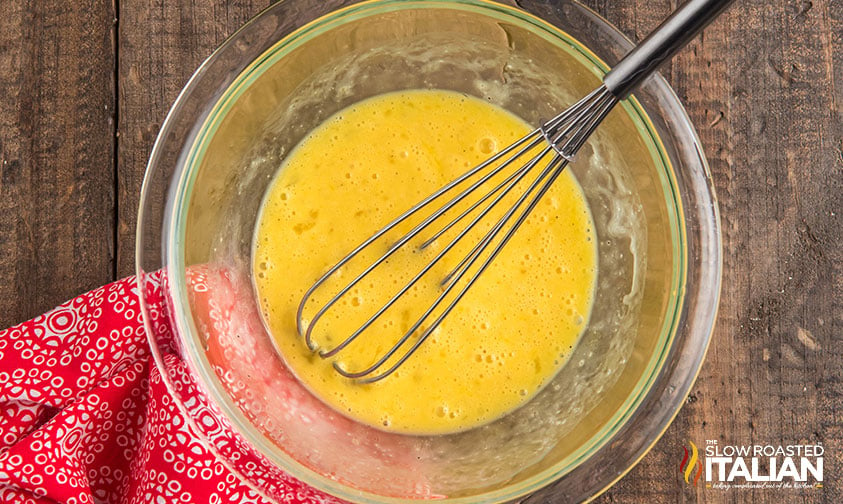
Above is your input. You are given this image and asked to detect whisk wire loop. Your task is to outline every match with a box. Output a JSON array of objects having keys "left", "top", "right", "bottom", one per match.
[
  {"left": 297, "top": 124, "right": 543, "bottom": 344},
  {"left": 300, "top": 128, "right": 549, "bottom": 351},
  {"left": 321, "top": 144, "right": 555, "bottom": 361},
  {"left": 299, "top": 86, "right": 622, "bottom": 382},
  {"left": 342, "top": 153, "right": 569, "bottom": 383},
  {"left": 332, "top": 145, "right": 557, "bottom": 378}
]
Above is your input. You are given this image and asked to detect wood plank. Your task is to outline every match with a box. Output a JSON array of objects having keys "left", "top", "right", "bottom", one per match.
[
  {"left": 0, "top": 0, "right": 116, "bottom": 328},
  {"left": 582, "top": 0, "right": 843, "bottom": 502},
  {"left": 116, "top": 0, "right": 273, "bottom": 278}
]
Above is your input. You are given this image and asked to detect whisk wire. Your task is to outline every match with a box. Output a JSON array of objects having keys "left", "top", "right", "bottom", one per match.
[
  {"left": 301, "top": 85, "right": 620, "bottom": 381},
  {"left": 347, "top": 154, "right": 569, "bottom": 383},
  {"left": 438, "top": 145, "right": 556, "bottom": 287},
  {"left": 297, "top": 124, "right": 543, "bottom": 345},
  {"left": 300, "top": 130, "right": 550, "bottom": 351},
  {"left": 542, "top": 87, "right": 617, "bottom": 161},
  {"left": 300, "top": 87, "right": 613, "bottom": 349},
  {"left": 331, "top": 145, "right": 556, "bottom": 377},
  {"left": 563, "top": 92, "right": 618, "bottom": 158},
  {"left": 321, "top": 144, "right": 556, "bottom": 360},
  {"left": 418, "top": 138, "right": 551, "bottom": 249}
]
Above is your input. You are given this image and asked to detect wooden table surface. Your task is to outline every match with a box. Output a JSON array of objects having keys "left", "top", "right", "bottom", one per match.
[{"left": 0, "top": 0, "right": 840, "bottom": 502}]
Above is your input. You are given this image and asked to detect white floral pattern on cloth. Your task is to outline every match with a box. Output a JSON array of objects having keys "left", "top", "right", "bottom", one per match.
[{"left": 0, "top": 272, "right": 341, "bottom": 504}]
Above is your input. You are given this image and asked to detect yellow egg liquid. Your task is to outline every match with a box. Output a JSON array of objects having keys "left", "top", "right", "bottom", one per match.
[{"left": 253, "top": 90, "right": 597, "bottom": 435}]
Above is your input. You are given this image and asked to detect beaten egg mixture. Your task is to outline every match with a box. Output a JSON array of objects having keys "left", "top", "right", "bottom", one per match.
[{"left": 253, "top": 90, "right": 596, "bottom": 434}]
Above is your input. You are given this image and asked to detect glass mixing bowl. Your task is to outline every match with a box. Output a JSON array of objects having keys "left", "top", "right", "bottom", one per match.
[{"left": 136, "top": 0, "right": 721, "bottom": 502}]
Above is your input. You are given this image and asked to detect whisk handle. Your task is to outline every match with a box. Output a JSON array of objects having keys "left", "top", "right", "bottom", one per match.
[{"left": 603, "top": 0, "right": 734, "bottom": 98}]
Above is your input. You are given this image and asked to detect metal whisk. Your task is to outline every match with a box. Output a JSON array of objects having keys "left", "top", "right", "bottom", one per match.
[{"left": 297, "top": 0, "right": 734, "bottom": 383}]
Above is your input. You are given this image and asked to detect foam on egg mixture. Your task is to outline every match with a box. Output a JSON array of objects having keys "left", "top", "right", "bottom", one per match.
[{"left": 253, "top": 89, "right": 597, "bottom": 435}]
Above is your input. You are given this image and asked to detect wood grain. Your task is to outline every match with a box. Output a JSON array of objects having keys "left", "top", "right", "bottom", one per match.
[
  {"left": 0, "top": 0, "right": 116, "bottom": 328},
  {"left": 116, "top": 0, "right": 272, "bottom": 277},
  {"left": 0, "top": 0, "right": 840, "bottom": 502},
  {"left": 582, "top": 1, "right": 843, "bottom": 503}
]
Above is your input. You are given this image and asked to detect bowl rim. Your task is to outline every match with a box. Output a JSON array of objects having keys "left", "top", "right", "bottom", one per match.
[{"left": 137, "top": 0, "right": 722, "bottom": 502}]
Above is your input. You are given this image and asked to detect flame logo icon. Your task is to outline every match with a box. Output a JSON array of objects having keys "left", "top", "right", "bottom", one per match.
[{"left": 679, "top": 440, "right": 703, "bottom": 486}]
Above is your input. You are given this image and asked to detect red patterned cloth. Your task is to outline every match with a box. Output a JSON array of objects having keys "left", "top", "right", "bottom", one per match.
[{"left": 0, "top": 273, "right": 340, "bottom": 504}]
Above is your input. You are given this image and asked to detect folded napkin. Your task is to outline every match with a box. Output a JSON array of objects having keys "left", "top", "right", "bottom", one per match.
[{"left": 0, "top": 273, "right": 341, "bottom": 504}]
